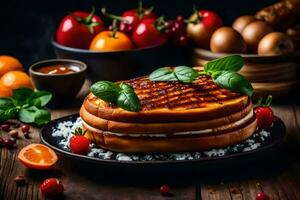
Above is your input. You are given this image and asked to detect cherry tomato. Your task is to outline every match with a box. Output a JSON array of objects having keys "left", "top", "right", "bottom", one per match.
[
  {"left": 56, "top": 8, "right": 105, "bottom": 49},
  {"left": 101, "top": 2, "right": 156, "bottom": 36},
  {"left": 133, "top": 18, "right": 167, "bottom": 48},
  {"left": 256, "top": 192, "right": 270, "bottom": 200},
  {"left": 120, "top": 4, "right": 156, "bottom": 35},
  {"left": 160, "top": 185, "right": 171, "bottom": 196},
  {"left": 187, "top": 10, "right": 223, "bottom": 49},
  {"left": 90, "top": 31, "right": 133, "bottom": 51}
]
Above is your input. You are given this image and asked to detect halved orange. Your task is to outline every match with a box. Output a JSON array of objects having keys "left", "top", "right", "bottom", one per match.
[{"left": 18, "top": 144, "right": 58, "bottom": 170}]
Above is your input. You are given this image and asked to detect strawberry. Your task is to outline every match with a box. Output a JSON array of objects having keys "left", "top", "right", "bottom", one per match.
[
  {"left": 40, "top": 178, "right": 64, "bottom": 198},
  {"left": 254, "top": 95, "right": 274, "bottom": 129},
  {"left": 69, "top": 127, "right": 90, "bottom": 155}
]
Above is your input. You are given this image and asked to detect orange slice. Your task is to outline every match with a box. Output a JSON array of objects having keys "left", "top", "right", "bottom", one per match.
[{"left": 18, "top": 144, "right": 58, "bottom": 170}]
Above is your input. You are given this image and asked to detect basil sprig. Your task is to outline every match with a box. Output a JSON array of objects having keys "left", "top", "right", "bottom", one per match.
[
  {"left": 90, "top": 81, "right": 140, "bottom": 112},
  {"left": 149, "top": 66, "right": 199, "bottom": 83},
  {"left": 149, "top": 55, "right": 253, "bottom": 96},
  {"left": 0, "top": 88, "right": 52, "bottom": 125}
]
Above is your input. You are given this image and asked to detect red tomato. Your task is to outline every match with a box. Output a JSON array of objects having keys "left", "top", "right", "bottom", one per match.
[
  {"left": 187, "top": 10, "right": 223, "bottom": 49},
  {"left": 132, "top": 18, "right": 167, "bottom": 48},
  {"left": 120, "top": 8, "right": 156, "bottom": 34},
  {"left": 56, "top": 9, "right": 105, "bottom": 49}
]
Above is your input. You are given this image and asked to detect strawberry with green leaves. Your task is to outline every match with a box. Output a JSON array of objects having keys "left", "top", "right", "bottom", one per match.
[
  {"left": 69, "top": 127, "right": 90, "bottom": 155},
  {"left": 254, "top": 95, "right": 274, "bottom": 129}
]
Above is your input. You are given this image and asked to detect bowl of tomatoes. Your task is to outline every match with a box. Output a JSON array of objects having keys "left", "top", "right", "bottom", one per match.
[{"left": 52, "top": 4, "right": 191, "bottom": 81}]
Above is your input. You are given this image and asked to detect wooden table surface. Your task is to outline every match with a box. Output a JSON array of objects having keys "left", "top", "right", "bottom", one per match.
[{"left": 1, "top": 87, "right": 300, "bottom": 200}]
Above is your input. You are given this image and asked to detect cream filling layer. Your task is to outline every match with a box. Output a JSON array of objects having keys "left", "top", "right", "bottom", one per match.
[{"left": 82, "top": 110, "right": 254, "bottom": 138}]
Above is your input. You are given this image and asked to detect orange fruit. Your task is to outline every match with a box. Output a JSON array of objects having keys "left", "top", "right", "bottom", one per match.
[
  {"left": 0, "top": 55, "right": 23, "bottom": 77},
  {"left": 18, "top": 144, "right": 58, "bottom": 170},
  {"left": 0, "top": 83, "right": 12, "bottom": 97},
  {"left": 0, "top": 71, "right": 34, "bottom": 90}
]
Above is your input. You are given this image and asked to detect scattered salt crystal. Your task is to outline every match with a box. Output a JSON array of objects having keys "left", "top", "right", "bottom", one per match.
[
  {"left": 260, "top": 130, "right": 270, "bottom": 138},
  {"left": 50, "top": 117, "right": 272, "bottom": 162},
  {"left": 116, "top": 153, "right": 133, "bottom": 161}
]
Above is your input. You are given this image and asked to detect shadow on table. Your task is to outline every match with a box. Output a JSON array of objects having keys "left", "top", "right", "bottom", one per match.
[{"left": 37, "top": 144, "right": 297, "bottom": 187}]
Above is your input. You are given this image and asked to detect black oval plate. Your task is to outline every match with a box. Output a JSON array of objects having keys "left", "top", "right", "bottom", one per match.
[{"left": 40, "top": 114, "right": 286, "bottom": 173}]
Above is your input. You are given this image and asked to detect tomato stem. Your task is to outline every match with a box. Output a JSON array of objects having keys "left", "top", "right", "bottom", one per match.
[
  {"left": 155, "top": 16, "right": 166, "bottom": 32},
  {"left": 112, "top": 19, "right": 118, "bottom": 38},
  {"left": 85, "top": 7, "right": 95, "bottom": 23},
  {"left": 101, "top": 8, "right": 129, "bottom": 23}
]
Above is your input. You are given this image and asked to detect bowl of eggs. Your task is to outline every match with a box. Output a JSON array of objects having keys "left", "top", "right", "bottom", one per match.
[{"left": 191, "top": 0, "right": 300, "bottom": 97}]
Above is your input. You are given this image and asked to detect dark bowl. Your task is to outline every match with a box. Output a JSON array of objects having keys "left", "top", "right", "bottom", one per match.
[
  {"left": 29, "top": 59, "right": 86, "bottom": 102},
  {"left": 52, "top": 38, "right": 192, "bottom": 82}
]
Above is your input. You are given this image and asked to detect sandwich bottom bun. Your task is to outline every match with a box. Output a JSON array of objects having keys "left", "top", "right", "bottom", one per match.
[{"left": 83, "top": 117, "right": 257, "bottom": 153}]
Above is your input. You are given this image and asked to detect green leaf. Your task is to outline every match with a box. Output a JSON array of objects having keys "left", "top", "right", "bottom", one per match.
[
  {"left": 31, "top": 90, "right": 52, "bottom": 107},
  {"left": 149, "top": 68, "right": 177, "bottom": 81},
  {"left": 12, "top": 88, "right": 34, "bottom": 106},
  {"left": 174, "top": 66, "right": 199, "bottom": 83},
  {"left": 204, "top": 55, "right": 244, "bottom": 74},
  {"left": 119, "top": 82, "right": 134, "bottom": 91},
  {"left": 90, "top": 81, "right": 121, "bottom": 103},
  {"left": 213, "top": 71, "right": 253, "bottom": 96},
  {"left": 19, "top": 106, "right": 51, "bottom": 125},
  {"left": 0, "top": 107, "right": 19, "bottom": 122},
  {"left": 117, "top": 90, "right": 140, "bottom": 112},
  {"left": 0, "top": 98, "right": 14, "bottom": 109}
]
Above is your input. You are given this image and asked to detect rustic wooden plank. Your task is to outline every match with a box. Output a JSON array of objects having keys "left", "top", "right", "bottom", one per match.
[
  {"left": 201, "top": 182, "right": 231, "bottom": 200},
  {"left": 200, "top": 104, "right": 300, "bottom": 200},
  {"left": 1, "top": 108, "right": 197, "bottom": 200}
]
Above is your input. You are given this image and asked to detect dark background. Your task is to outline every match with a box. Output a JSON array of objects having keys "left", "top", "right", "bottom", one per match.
[{"left": 0, "top": 0, "right": 277, "bottom": 69}]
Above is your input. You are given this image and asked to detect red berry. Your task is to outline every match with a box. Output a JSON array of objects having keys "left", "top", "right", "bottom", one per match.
[
  {"left": 0, "top": 137, "right": 4, "bottom": 147},
  {"left": 160, "top": 185, "right": 171, "bottom": 196},
  {"left": 40, "top": 178, "right": 64, "bottom": 198},
  {"left": 256, "top": 192, "right": 270, "bottom": 200},
  {"left": 254, "top": 107, "right": 274, "bottom": 129},
  {"left": 178, "top": 35, "right": 189, "bottom": 46},
  {"left": 69, "top": 135, "right": 90, "bottom": 155},
  {"left": 1, "top": 123, "right": 11, "bottom": 132},
  {"left": 4, "top": 138, "right": 16, "bottom": 149},
  {"left": 176, "top": 15, "right": 184, "bottom": 22},
  {"left": 21, "top": 125, "right": 30, "bottom": 133}
]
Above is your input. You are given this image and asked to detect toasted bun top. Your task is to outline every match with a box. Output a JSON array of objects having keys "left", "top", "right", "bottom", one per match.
[{"left": 83, "top": 75, "right": 250, "bottom": 123}]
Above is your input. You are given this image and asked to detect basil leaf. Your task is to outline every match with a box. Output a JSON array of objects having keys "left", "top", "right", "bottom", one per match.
[
  {"left": 149, "top": 68, "right": 177, "bottom": 81},
  {"left": 204, "top": 55, "right": 244, "bottom": 74},
  {"left": 19, "top": 106, "right": 51, "bottom": 125},
  {"left": 213, "top": 71, "right": 253, "bottom": 96},
  {"left": 31, "top": 91, "right": 52, "bottom": 107},
  {"left": 90, "top": 81, "right": 121, "bottom": 103},
  {"left": 117, "top": 90, "right": 140, "bottom": 112},
  {"left": 0, "top": 98, "right": 14, "bottom": 109},
  {"left": 0, "top": 107, "right": 19, "bottom": 122},
  {"left": 119, "top": 83, "right": 134, "bottom": 91},
  {"left": 174, "top": 66, "right": 199, "bottom": 83},
  {"left": 12, "top": 88, "right": 34, "bottom": 106}
]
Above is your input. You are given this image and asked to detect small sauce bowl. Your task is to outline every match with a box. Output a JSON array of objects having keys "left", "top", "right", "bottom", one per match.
[{"left": 29, "top": 59, "right": 86, "bottom": 102}]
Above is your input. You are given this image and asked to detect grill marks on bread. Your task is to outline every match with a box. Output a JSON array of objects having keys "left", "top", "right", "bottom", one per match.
[{"left": 123, "top": 75, "right": 241, "bottom": 111}]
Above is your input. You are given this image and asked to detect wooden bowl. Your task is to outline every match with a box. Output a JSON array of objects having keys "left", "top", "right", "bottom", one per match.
[{"left": 193, "top": 48, "right": 299, "bottom": 98}]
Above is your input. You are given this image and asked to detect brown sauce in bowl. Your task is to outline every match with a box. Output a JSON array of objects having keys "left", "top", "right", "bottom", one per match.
[{"left": 36, "top": 65, "right": 80, "bottom": 75}]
